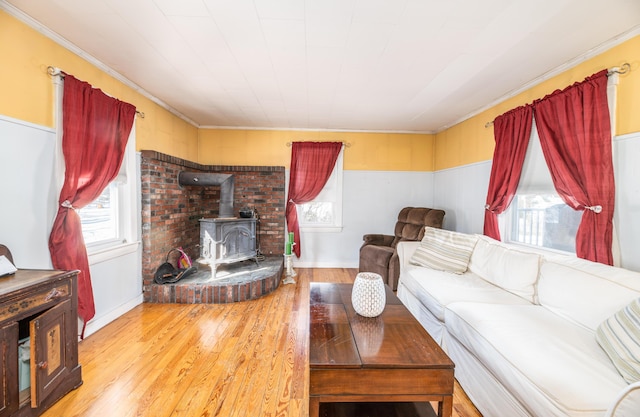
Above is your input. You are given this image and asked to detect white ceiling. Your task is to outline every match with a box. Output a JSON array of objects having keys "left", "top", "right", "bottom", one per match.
[{"left": 3, "top": 0, "right": 640, "bottom": 132}]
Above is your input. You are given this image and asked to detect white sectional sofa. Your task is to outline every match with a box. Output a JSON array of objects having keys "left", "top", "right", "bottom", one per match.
[{"left": 396, "top": 230, "right": 640, "bottom": 417}]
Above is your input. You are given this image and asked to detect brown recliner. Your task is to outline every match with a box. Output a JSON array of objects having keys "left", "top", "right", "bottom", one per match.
[{"left": 358, "top": 207, "right": 445, "bottom": 291}]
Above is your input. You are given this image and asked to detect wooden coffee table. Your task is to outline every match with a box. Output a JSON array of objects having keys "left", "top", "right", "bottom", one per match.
[{"left": 309, "top": 282, "right": 454, "bottom": 417}]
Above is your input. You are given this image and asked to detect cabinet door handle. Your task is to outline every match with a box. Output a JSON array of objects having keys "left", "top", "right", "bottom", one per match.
[
  {"left": 45, "top": 288, "right": 63, "bottom": 301},
  {"left": 38, "top": 361, "right": 48, "bottom": 370}
]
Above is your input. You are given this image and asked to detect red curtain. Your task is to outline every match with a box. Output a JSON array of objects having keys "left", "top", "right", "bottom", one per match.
[
  {"left": 49, "top": 75, "right": 136, "bottom": 335},
  {"left": 533, "top": 70, "right": 614, "bottom": 265},
  {"left": 286, "top": 142, "right": 342, "bottom": 257},
  {"left": 483, "top": 104, "right": 533, "bottom": 240}
]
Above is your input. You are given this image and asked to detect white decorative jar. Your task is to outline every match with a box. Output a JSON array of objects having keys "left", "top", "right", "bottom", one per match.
[{"left": 351, "top": 272, "right": 386, "bottom": 317}]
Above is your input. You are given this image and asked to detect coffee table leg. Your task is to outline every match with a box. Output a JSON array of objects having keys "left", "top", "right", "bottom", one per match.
[
  {"left": 438, "top": 395, "right": 453, "bottom": 417},
  {"left": 309, "top": 397, "right": 320, "bottom": 417}
]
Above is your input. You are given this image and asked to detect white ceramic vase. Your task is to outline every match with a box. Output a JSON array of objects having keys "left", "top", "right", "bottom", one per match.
[{"left": 351, "top": 272, "right": 386, "bottom": 317}]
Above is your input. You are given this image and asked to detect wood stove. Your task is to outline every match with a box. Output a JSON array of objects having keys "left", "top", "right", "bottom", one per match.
[{"left": 198, "top": 217, "right": 258, "bottom": 277}]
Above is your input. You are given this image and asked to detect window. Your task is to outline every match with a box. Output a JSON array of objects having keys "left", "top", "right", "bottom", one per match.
[
  {"left": 504, "top": 73, "right": 617, "bottom": 256},
  {"left": 509, "top": 194, "right": 580, "bottom": 253},
  {"left": 297, "top": 148, "right": 344, "bottom": 232},
  {"left": 78, "top": 183, "right": 119, "bottom": 244},
  {"left": 77, "top": 124, "right": 138, "bottom": 253},
  {"left": 53, "top": 75, "right": 140, "bottom": 263},
  {"left": 503, "top": 119, "right": 581, "bottom": 254}
]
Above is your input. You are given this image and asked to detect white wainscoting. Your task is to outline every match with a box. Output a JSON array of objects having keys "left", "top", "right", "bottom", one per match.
[
  {"left": 0, "top": 115, "right": 57, "bottom": 269},
  {"left": 433, "top": 161, "right": 492, "bottom": 234},
  {"left": 614, "top": 132, "right": 640, "bottom": 272},
  {"left": 84, "top": 243, "right": 143, "bottom": 338},
  {"left": 0, "top": 115, "right": 142, "bottom": 336},
  {"left": 293, "top": 170, "right": 435, "bottom": 268}
]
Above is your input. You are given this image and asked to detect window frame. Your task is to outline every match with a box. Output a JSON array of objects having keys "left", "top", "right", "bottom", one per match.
[
  {"left": 79, "top": 125, "right": 138, "bottom": 255},
  {"left": 53, "top": 74, "right": 142, "bottom": 266},
  {"left": 502, "top": 118, "right": 581, "bottom": 255},
  {"left": 502, "top": 120, "right": 581, "bottom": 255},
  {"left": 297, "top": 147, "right": 344, "bottom": 233},
  {"left": 78, "top": 181, "right": 121, "bottom": 249},
  {"left": 53, "top": 76, "right": 140, "bottom": 265},
  {"left": 502, "top": 74, "right": 618, "bottom": 256},
  {"left": 504, "top": 192, "right": 581, "bottom": 255}
]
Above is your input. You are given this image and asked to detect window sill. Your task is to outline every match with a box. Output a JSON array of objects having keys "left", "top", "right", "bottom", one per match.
[
  {"left": 503, "top": 240, "right": 575, "bottom": 258},
  {"left": 87, "top": 241, "right": 140, "bottom": 265}
]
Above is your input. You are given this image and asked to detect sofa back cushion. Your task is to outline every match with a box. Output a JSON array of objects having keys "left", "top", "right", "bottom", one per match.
[
  {"left": 538, "top": 256, "right": 640, "bottom": 332},
  {"left": 409, "top": 227, "right": 477, "bottom": 274},
  {"left": 391, "top": 207, "right": 445, "bottom": 247},
  {"left": 468, "top": 235, "right": 541, "bottom": 303}
]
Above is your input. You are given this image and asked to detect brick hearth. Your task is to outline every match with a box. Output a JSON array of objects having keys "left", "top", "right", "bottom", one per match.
[
  {"left": 146, "top": 258, "right": 283, "bottom": 304},
  {"left": 140, "top": 150, "right": 286, "bottom": 303}
]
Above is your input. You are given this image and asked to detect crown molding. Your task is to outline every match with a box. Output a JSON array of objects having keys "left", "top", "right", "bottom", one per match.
[
  {"left": 198, "top": 125, "right": 435, "bottom": 134},
  {"left": 3, "top": 1, "right": 637, "bottom": 135},
  {"left": 0, "top": 1, "right": 199, "bottom": 127},
  {"left": 436, "top": 25, "right": 640, "bottom": 133}
]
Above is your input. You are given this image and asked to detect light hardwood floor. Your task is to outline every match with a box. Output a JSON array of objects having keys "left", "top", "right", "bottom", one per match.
[{"left": 42, "top": 268, "right": 482, "bottom": 417}]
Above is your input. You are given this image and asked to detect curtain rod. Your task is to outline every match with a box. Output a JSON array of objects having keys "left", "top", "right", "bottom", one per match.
[
  {"left": 286, "top": 141, "right": 351, "bottom": 147},
  {"left": 608, "top": 62, "right": 631, "bottom": 76},
  {"left": 484, "top": 62, "right": 631, "bottom": 128},
  {"left": 47, "top": 66, "right": 145, "bottom": 119}
]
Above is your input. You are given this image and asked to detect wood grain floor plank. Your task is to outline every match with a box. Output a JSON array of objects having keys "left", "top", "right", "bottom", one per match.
[
  {"left": 231, "top": 285, "right": 292, "bottom": 417},
  {"left": 137, "top": 306, "right": 234, "bottom": 417},
  {"left": 196, "top": 304, "right": 268, "bottom": 416},
  {"left": 251, "top": 286, "right": 294, "bottom": 417},
  {"left": 168, "top": 303, "right": 244, "bottom": 417},
  {"left": 40, "top": 268, "right": 482, "bottom": 417}
]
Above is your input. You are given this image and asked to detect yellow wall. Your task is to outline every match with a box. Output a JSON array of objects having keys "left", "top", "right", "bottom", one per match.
[
  {"left": 1, "top": 10, "right": 432, "bottom": 171},
  {"left": 3, "top": 10, "right": 638, "bottom": 173},
  {"left": 197, "top": 129, "right": 435, "bottom": 171},
  {"left": 434, "top": 35, "right": 640, "bottom": 171},
  {"left": 0, "top": 11, "right": 199, "bottom": 162}
]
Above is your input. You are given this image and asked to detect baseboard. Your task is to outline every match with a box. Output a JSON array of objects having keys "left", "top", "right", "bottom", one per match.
[
  {"left": 292, "top": 261, "right": 359, "bottom": 268},
  {"left": 82, "top": 294, "right": 144, "bottom": 339}
]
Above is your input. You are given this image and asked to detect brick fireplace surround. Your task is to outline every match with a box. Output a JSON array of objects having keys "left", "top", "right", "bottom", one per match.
[{"left": 140, "top": 150, "right": 286, "bottom": 303}]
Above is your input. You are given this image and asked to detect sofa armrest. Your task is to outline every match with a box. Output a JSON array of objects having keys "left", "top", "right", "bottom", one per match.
[
  {"left": 605, "top": 381, "right": 640, "bottom": 417},
  {"left": 362, "top": 234, "right": 395, "bottom": 247},
  {"left": 396, "top": 241, "right": 420, "bottom": 269}
]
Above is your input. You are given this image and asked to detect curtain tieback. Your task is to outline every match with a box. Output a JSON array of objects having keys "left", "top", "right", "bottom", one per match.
[
  {"left": 585, "top": 205, "right": 602, "bottom": 213},
  {"left": 484, "top": 204, "right": 493, "bottom": 212},
  {"left": 61, "top": 200, "right": 76, "bottom": 210}
]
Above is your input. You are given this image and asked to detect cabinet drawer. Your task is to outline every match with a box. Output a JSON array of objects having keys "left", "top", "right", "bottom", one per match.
[{"left": 0, "top": 281, "right": 71, "bottom": 322}]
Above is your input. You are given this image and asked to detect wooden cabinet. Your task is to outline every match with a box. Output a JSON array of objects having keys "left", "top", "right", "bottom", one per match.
[{"left": 0, "top": 269, "right": 82, "bottom": 417}]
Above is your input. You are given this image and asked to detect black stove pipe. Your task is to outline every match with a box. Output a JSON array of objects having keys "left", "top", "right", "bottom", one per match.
[{"left": 178, "top": 171, "right": 235, "bottom": 218}]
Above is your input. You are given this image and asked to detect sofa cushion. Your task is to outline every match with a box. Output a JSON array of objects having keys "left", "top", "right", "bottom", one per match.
[
  {"left": 399, "top": 265, "right": 531, "bottom": 322},
  {"left": 409, "top": 227, "right": 477, "bottom": 274},
  {"left": 445, "top": 302, "right": 628, "bottom": 416},
  {"left": 538, "top": 257, "right": 640, "bottom": 332},
  {"left": 468, "top": 235, "right": 541, "bottom": 303},
  {"left": 596, "top": 297, "right": 640, "bottom": 383}
]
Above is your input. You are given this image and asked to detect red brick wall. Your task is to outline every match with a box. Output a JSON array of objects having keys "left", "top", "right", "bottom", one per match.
[{"left": 140, "top": 151, "right": 285, "bottom": 300}]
